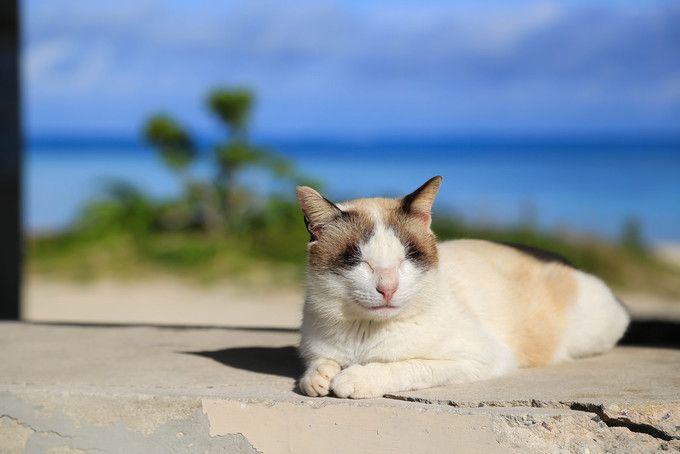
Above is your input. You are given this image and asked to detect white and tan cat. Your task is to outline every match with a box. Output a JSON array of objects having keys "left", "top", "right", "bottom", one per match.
[{"left": 296, "top": 176, "right": 629, "bottom": 399}]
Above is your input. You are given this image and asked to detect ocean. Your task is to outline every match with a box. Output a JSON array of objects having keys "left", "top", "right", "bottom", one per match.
[{"left": 25, "top": 136, "right": 680, "bottom": 242}]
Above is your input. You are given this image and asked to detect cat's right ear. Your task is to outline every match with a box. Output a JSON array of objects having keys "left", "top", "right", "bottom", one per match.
[
  {"left": 296, "top": 186, "right": 342, "bottom": 241},
  {"left": 400, "top": 176, "right": 442, "bottom": 228}
]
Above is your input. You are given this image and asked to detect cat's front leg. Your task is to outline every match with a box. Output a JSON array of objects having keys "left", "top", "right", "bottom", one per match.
[
  {"left": 331, "top": 359, "right": 486, "bottom": 399},
  {"left": 299, "top": 358, "right": 342, "bottom": 397}
]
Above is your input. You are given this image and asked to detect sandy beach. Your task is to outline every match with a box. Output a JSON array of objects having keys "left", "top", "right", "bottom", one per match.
[
  {"left": 23, "top": 279, "right": 680, "bottom": 329},
  {"left": 22, "top": 242, "right": 680, "bottom": 327},
  {"left": 23, "top": 277, "right": 304, "bottom": 329}
]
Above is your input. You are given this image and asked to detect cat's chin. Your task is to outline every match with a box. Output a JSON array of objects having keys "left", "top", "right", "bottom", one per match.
[
  {"left": 367, "top": 305, "right": 399, "bottom": 312},
  {"left": 352, "top": 300, "right": 404, "bottom": 319}
]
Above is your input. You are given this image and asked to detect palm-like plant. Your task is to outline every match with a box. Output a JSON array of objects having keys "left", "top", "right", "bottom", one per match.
[
  {"left": 143, "top": 114, "right": 196, "bottom": 171},
  {"left": 143, "top": 86, "right": 309, "bottom": 232}
]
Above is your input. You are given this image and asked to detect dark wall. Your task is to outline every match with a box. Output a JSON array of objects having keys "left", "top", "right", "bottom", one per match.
[{"left": 0, "top": 0, "right": 20, "bottom": 320}]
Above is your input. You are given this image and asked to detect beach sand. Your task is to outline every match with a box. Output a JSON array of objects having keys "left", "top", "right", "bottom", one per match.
[
  {"left": 23, "top": 277, "right": 304, "bottom": 329},
  {"left": 23, "top": 278, "right": 680, "bottom": 329},
  {"left": 22, "top": 243, "right": 680, "bottom": 327}
]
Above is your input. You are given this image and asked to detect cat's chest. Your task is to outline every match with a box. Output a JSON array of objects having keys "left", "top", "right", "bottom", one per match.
[{"left": 330, "top": 320, "right": 426, "bottom": 365}]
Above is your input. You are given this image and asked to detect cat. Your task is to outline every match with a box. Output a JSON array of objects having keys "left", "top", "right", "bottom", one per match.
[{"left": 296, "top": 176, "right": 630, "bottom": 399}]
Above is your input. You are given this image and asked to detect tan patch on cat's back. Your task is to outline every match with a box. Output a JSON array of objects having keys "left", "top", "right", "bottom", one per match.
[
  {"left": 507, "top": 259, "right": 577, "bottom": 367},
  {"left": 446, "top": 240, "right": 578, "bottom": 367}
]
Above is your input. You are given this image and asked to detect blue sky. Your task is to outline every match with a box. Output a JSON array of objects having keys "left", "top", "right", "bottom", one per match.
[{"left": 23, "top": 0, "right": 680, "bottom": 138}]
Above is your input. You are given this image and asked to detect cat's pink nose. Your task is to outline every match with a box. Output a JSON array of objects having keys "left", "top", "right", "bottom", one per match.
[{"left": 376, "top": 283, "right": 398, "bottom": 304}]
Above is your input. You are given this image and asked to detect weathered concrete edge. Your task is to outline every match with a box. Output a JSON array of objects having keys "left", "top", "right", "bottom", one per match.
[
  {"left": 2, "top": 388, "right": 679, "bottom": 454},
  {"left": 0, "top": 390, "right": 260, "bottom": 454},
  {"left": 383, "top": 393, "right": 680, "bottom": 442},
  {"left": 3, "top": 381, "right": 678, "bottom": 441}
]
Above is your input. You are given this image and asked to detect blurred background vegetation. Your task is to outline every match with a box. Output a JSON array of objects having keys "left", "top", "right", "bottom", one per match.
[
  {"left": 21, "top": 0, "right": 680, "bottom": 328},
  {"left": 28, "top": 87, "right": 680, "bottom": 299}
]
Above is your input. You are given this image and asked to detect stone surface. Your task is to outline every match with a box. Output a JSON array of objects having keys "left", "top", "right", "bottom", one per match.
[{"left": 1, "top": 322, "right": 679, "bottom": 453}]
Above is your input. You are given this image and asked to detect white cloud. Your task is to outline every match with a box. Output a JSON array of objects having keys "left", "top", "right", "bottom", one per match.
[
  {"left": 24, "top": 39, "right": 72, "bottom": 80},
  {"left": 25, "top": 41, "right": 114, "bottom": 94}
]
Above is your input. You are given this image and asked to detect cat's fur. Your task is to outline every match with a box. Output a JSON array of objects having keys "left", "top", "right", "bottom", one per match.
[{"left": 296, "top": 176, "right": 630, "bottom": 399}]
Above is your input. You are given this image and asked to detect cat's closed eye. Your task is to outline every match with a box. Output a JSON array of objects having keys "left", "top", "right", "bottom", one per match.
[
  {"left": 339, "top": 243, "right": 362, "bottom": 268},
  {"left": 405, "top": 242, "right": 425, "bottom": 265}
]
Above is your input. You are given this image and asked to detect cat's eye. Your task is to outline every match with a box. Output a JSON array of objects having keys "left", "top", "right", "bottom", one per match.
[
  {"left": 339, "top": 243, "right": 362, "bottom": 267},
  {"left": 405, "top": 243, "right": 425, "bottom": 264}
]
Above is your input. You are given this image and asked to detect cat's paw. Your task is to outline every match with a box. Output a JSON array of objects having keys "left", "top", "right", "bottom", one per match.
[
  {"left": 331, "top": 364, "right": 385, "bottom": 399},
  {"left": 299, "top": 360, "right": 341, "bottom": 397}
]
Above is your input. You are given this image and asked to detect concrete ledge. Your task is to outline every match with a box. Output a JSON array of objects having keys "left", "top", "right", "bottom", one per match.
[{"left": 1, "top": 322, "right": 679, "bottom": 453}]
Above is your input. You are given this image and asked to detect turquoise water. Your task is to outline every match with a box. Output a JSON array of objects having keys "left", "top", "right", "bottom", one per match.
[{"left": 25, "top": 137, "right": 680, "bottom": 241}]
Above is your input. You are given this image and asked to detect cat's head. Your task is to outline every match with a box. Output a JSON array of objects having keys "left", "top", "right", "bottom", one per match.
[{"left": 297, "top": 176, "right": 442, "bottom": 320}]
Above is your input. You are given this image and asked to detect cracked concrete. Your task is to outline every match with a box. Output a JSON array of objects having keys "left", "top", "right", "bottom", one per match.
[{"left": 1, "top": 322, "right": 679, "bottom": 453}]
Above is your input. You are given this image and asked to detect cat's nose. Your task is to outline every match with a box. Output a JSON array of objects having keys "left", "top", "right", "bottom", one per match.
[
  {"left": 376, "top": 283, "right": 398, "bottom": 304},
  {"left": 373, "top": 266, "right": 399, "bottom": 304}
]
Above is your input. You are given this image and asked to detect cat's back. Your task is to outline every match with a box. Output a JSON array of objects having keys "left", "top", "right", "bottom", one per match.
[
  {"left": 436, "top": 238, "right": 573, "bottom": 290},
  {"left": 435, "top": 239, "right": 629, "bottom": 367},
  {"left": 436, "top": 239, "right": 574, "bottom": 319},
  {"left": 437, "top": 238, "right": 572, "bottom": 271}
]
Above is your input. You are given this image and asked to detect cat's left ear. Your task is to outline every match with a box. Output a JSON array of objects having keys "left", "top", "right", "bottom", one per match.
[{"left": 400, "top": 176, "right": 442, "bottom": 228}]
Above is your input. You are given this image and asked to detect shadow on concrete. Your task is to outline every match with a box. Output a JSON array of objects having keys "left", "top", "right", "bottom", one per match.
[
  {"left": 186, "top": 345, "right": 303, "bottom": 379},
  {"left": 620, "top": 320, "right": 680, "bottom": 349},
  {"left": 27, "top": 320, "right": 299, "bottom": 333},
  {"left": 184, "top": 320, "right": 680, "bottom": 381}
]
